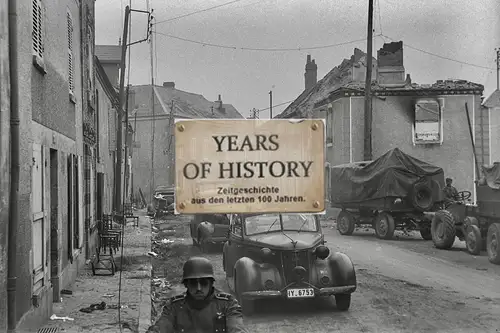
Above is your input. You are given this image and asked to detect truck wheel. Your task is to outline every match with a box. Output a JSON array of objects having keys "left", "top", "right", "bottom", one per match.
[
  {"left": 465, "top": 224, "right": 483, "bottom": 255},
  {"left": 335, "top": 294, "right": 351, "bottom": 311},
  {"left": 486, "top": 223, "right": 500, "bottom": 265},
  {"left": 419, "top": 226, "right": 432, "bottom": 240},
  {"left": 431, "top": 210, "right": 456, "bottom": 249},
  {"left": 337, "top": 211, "right": 356, "bottom": 236},
  {"left": 410, "top": 182, "right": 434, "bottom": 212},
  {"left": 374, "top": 212, "right": 395, "bottom": 240}
]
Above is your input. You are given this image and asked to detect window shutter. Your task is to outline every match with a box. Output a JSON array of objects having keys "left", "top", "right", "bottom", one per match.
[
  {"left": 32, "top": 0, "right": 43, "bottom": 58},
  {"left": 67, "top": 12, "right": 74, "bottom": 92}
]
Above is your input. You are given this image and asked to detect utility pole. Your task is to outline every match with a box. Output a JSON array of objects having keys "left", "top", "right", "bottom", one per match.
[
  {"left": 269, "top": 90, "right": 273, "bottom": 119},
  {"left": 363, "top": 0, "right": 374, "bottom": 161},
  {"left": 113, "top": 5, "right": 153, "bottom": 213},
  {"left": 113, "top": 6, "right": 130, "bottom": 214},
  {"left": 496, "top": 48, "right": 500, "bottom": 90}
]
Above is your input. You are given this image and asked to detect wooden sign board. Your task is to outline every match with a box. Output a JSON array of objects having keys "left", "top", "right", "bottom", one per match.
[{"left": 174, "top": 119, "right": 325, "bottom": 214}]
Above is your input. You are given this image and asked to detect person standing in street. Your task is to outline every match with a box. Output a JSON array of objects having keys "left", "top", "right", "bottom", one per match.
[{"left": 154, "top": 256, "right": 249, "bottom": 333}]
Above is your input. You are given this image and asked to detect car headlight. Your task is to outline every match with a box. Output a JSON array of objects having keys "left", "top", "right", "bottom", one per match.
[{"left": 314, "top": 245, "right": 330, "bottom": 259}]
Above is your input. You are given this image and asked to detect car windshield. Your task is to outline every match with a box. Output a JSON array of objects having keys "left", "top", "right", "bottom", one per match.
[{"left": 244, "top": 214, "right": 318, "bottom": 235}]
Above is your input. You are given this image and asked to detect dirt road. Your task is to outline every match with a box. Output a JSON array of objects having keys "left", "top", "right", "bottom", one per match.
[{"left": 151, "top": 218, "right": 500, "bottom": 333}]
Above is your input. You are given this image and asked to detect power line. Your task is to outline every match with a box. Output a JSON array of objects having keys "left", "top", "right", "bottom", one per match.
[
  {"left": 154, "top": 31, "right": 372, "bottom": 51},
  {"left": 154, "top": 0, "right": 248, "bottom": 25},
  {"left": 381, "top": 34, "right": 496, "bottom": 70},
  {"left": 258, "top": 99, "right": 294, "bottom": 112}
]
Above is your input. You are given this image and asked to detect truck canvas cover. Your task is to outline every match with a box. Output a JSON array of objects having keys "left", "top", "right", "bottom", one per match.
[
  {"left": 330, "top": 148, "right": 444, "bottom": 204},
  {"left": 481, "top": 163, "right": 500, "bottom": 190}
]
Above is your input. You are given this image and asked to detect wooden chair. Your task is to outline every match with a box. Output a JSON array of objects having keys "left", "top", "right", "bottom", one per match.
[{"left": 123, "top": 203, "right": 139, "bottom": 227}]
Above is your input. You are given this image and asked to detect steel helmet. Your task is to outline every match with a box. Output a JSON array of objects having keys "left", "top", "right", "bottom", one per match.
[{"left": 182, "top": 257, "right": 214, "bottom": 282}]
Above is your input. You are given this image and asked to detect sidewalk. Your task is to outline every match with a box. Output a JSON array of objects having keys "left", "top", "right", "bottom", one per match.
[{"left": 37, "top": 211, "right": 152, "bottom": 333}]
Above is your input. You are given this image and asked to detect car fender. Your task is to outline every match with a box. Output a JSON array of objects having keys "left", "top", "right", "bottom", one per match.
[
  {"left": 321, "top": 252, "right": 356, "bottom": 289},
  {"left": 234, "top": 257, "right": 282, "bottom": 293}
]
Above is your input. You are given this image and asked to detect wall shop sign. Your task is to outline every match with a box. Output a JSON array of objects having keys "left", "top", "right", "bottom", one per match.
[{"left": 174, "top": 119, "right": 325, "bottom": 214}]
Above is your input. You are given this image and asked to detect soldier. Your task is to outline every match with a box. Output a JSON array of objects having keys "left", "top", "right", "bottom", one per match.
[
  {"left": 155, "top": 256, "right": 248, "bottom": 333},
  {"left": 443, "top": 177, "right": 459, "bottom": 203}
]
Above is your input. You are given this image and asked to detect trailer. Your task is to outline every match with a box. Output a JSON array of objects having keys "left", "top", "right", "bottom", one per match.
[
  {"left": 330, "top": 148, "right": 445, "bottom": 240},
  {"left": 431, "top": 163, "right": 500, "bottom": 264}
]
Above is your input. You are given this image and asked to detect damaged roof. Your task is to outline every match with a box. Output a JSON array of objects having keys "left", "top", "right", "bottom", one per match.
[
  {"left": 131, "top": 84, "right": 243, "bottom": 119},
  {"left": 276, "top": 48, "right": 374, "bottom": 118},
  {"left": 277, "top": 44, "right": 484, "bottom": 118}
]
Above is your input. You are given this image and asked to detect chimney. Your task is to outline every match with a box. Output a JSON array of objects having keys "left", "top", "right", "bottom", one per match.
[
  {"left": 216, "top": 95, "right": 225, "bottom": 113},
  {"left": 377, "top": 41, "right": 406, "bottom": 87},
  {"left": 304, "top": 55, "right": 317, "bottom": 91},
  {"left": 163, "top": 82, "right": 175, "bottom": 89}
]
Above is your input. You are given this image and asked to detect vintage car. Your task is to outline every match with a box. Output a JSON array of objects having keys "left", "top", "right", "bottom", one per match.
[
  {"left": 149, "top": 186, "right": 175, "bottom": 218},
  {"left": 222, "top": 213, "right": 357, "bottom": 315},
  {"left": 190, "top": 214, "right": 230, "bottom": 252}
]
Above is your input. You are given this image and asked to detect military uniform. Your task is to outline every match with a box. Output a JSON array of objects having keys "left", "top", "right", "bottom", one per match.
[
  {"left": 443, "top": 185, "right": 459, "bottom": 201},
  {"left": 157, "top": 289, "right": 248, "bottom": 333}
]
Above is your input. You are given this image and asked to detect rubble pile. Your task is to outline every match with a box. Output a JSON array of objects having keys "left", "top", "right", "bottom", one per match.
[{"left": 148, "top": 217, "right": 192, "bottom": 323}]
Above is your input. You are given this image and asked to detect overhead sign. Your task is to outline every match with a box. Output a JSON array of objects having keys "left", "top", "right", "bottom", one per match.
[{"left": 174, "top": 119, "right": 325, "bottom": 214}]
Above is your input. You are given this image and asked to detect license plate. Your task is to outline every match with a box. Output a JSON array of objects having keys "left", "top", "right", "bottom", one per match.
[{"left": 286, "top": 288, "right": 314, "bottom": 298}]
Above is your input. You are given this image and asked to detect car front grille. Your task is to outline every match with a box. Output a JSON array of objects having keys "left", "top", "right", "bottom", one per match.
[{"left": 281, "top": 250, "right": 310, "bottom": 284}]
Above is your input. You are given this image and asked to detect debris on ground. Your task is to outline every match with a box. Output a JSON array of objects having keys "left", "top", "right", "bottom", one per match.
[
  {"left": 79, "top": 301, "right": 107, "bottom": 313},
  {"left": 149, "top": 216, "right": 193, "bottom": 325},
  {"left": 50, "top": 314, "right": 74, "bottom": 322}
]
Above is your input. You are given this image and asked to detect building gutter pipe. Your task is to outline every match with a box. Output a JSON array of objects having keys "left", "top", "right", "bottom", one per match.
[{"left": 7, "top": 0, "right": 19, "bottom": 331}]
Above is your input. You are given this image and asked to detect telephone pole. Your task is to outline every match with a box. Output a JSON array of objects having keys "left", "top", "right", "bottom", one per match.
[
  {"left": 113, "top": 5, "right": 153, "bottom": 213},
  {"left": 269, "top": 90, "right": 273, "bottom": 119},
  {"left": 113, "top": 6, "right": 130, "bottom": 213},
  {"left": 363, "top": 0, "right": 374, "bottom": 161},
  {"left": 495, "top": 48, "right": 500, "bottom": 90}
]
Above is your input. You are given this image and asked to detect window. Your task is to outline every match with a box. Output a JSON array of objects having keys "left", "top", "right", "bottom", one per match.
[
  {"left": 231, "top": 215, "right": 243, "bottom": 237},
  {"left": 32, "top": 0, "right": 44, "bottom": 59},
  {"left": 67, "top": 11, "right": 75, "bottom": 94},
  {"left": 414, "top": 99, "right": 442, "bottom": 144},
  {"left": 244, "top": 213, "right": 318, "bottom": 236}
]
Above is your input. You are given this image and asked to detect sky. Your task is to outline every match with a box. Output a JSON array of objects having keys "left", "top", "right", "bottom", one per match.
[{"left": 95, "top": 0, "right": 500, "bottom": 119}]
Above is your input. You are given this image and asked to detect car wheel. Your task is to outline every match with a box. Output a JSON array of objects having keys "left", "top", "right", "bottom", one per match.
[{"left": 335, "top": 294, "right": 351, "bottom": 311}]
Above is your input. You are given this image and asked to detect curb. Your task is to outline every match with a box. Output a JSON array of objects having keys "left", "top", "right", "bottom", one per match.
[{"left": 138, "top": 215, "right": 152, "bottom": 333}]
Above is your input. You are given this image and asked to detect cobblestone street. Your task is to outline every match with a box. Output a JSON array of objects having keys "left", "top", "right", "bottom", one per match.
[{"left": 35, "top": 211, "right": 152, "bottom": 333}]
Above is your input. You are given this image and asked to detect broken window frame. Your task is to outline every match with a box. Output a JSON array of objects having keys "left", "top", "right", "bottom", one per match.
[{"left": 413, "top": 99, "right": 442, "bottom": 145}]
